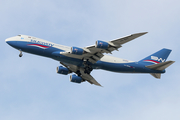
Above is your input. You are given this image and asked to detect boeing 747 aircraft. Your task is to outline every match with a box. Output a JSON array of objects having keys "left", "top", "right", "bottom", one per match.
[{"left": 5, "top": 32, "right": 175, "bottom": 86}]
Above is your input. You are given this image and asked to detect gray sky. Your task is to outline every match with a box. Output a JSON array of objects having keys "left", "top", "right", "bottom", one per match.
[{"left": 1, "top": 0, "right": 180, "bottom": 120}]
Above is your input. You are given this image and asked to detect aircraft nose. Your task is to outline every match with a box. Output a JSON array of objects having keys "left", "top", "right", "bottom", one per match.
[
  {"left": 5, "top": 38, "right": 10, "bottom": 45},
  {"left": 5, "top": 38, "right": 11, "bottom": 44},
  {"left": 5, "top": 37, "right": 17, "bottom": 47}
]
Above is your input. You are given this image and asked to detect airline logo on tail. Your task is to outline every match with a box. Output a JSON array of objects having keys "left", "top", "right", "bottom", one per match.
[
  {"left": 151, "top": 56, "right": 165, "bottom": 62},
  {"left": 144, "top": 56, "right": 165, "bottom": 64}
]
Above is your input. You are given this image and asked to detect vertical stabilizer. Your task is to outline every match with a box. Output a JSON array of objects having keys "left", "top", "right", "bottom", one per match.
[{"left": 139, "top": 48, "right": 172, "bottom": 65}]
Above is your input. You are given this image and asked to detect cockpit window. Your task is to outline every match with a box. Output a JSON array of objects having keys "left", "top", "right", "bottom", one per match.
[{"left": 18, "top": 35, "right": 21, "bottom": 37}]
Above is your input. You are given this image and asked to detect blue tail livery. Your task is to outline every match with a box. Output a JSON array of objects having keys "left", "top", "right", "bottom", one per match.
[
  {"left": 139, "top": 48, "right": 172, "bottom": 65},
  {"left": 5, "top": 32, "right": 175, "bottom": 86}
]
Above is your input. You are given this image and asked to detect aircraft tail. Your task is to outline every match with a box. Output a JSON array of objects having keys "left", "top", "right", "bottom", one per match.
[
  {"left": 138, "top": 48, "right": 175, "bottom": 79},
  {"left": 147, "top": 60, "right": 175, "bottom": 79},
  {"left": 138, "top": 48, "right": 172, "bottom": 65}
]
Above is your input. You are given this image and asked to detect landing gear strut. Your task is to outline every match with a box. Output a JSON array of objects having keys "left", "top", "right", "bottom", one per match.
[
  {"left": 84, "top": 66, "right": 93, "bottom": 74},
  {"left": 83, "top": 60, "right": 93, "bottom": 74},
  {"left": 19, "top": 50, "right": 23, "bottom": 57}
]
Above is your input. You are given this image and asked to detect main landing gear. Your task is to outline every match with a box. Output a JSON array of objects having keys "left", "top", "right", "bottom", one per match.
[
  {"left": 75, "top": 60, "right": 93, "bottom": 76},
  {"left": 19, "top": 50, "right": 23, "bottom": 57},
  {"left": 84, "top": 66, "right": 93, "bottom": 74},
  {"left": 83, "top": 60, "right": 93, "bottom": 74}
]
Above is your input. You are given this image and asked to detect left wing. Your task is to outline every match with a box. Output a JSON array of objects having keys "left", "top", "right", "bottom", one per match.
[{"left": 80, "top": 68, "right": 102, "bottom": 86}]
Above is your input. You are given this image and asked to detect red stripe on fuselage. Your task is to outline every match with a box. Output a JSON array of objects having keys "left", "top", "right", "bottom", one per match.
[
  {"left": 27, "top": 44, "right": 50, "bottom": 48},
  {"left": 144, "top": 60, "right": 160, "bottom": 64}
]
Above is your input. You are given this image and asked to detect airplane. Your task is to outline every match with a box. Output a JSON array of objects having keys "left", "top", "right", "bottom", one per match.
[{"left": 5, "top": 32, "right": 175, "bottom": 86}]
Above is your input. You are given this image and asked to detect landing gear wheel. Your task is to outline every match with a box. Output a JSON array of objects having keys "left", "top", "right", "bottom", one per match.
[{"left": 19, "top": 54, "right": 23, "bottom": 57}]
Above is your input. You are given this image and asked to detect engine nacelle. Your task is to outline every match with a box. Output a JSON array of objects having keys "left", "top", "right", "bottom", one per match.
[
  {"left": 70, "top": 74, "right": 82, "bottom": 83},
  {"left": 56, "top": 66, "right": 69, "bottom": 75},
  {"left": 95, "top": 40, "right": 109, "bottom": 49},
  {"left": 71, "top": 47, "right": 84, "bottom": 55}
]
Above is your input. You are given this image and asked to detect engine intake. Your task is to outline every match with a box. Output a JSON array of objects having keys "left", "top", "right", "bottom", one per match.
[
  {"left": 71, "top": 47, "right": 84, "bottom": 55},
  {"left": 70, "top": 74, "right": 82, "bottom": 83},
  {"left": 56, "top": 66, "right": 69, "bottom": 75},
  {"left": 95, "top": 40, "right": 109, "bottom": 49}
]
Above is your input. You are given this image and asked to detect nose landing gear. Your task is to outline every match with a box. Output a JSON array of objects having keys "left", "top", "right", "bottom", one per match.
[{"left": 19, "top": 50, "right": 23, "bottom": 57}]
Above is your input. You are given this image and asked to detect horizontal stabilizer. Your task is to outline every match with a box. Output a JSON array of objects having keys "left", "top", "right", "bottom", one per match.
[
  {"left": 146, "top": 60, "right": 175, "bottom": 71},
  {"left": 150, "top": 73, "right": 161, "bottom": 79}
]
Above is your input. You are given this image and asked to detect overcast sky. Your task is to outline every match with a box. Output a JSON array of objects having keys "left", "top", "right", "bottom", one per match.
[{"left": 0, "top": 0, "right": 180, "bottom": 120}]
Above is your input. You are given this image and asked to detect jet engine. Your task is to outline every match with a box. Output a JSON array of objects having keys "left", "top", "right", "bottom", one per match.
[
  {"left": 70, "top": 74, "right": 82, "bottom": 83},
  {"left": 71, "top": 47, "right": 84, "bottom": 55},
  {"left": 95, "top": 40, "right": 109, "bottom": 49},
  {"left": 56, "top": 66, "right": 69, "bottom": 75}
]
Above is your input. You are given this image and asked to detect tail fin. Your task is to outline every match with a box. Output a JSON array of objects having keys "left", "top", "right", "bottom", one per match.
[{"left": 139, "top": 48, "right": 172, "bottom": 65}]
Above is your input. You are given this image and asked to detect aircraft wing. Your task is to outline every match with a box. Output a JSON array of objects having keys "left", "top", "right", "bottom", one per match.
[
  {"left": 60, "top": 62, "right": 102, "bottom": 86},
  {"left": 60, "top": 32, "right": 147, "bottom": 63},
  {"left": 80, "top": 68, "right": 102, "bottom": 86},
  {"left": 85, "top": 32, "right": 147, "bottom": 54}
]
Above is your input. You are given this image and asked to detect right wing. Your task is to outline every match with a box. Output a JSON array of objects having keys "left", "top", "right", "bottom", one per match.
[
  {"left": 60, "top": 32, "right": 147, "bottom": 63},
  {"left": 85, "top": 32, "right": 148, "bottom": 54},
  {"left": 60, "top": 62, "right": 102, "bottom": 86}
]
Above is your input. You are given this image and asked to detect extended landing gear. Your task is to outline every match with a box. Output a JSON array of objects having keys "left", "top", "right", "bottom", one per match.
[
  {"left": 83, "top": 59, "right": 93, "bottom": 74},
  {"left": 75, "top": 65, "right": 93, "bottom": 77},
  {"left": 76, "top": 70, "right": 81, "bottom": 76},
  {"left": 19, "top": 50, "right": 23, "bottom": 57},
  {"left": 84, "top": 66, "right": 93, "bottom": 74}
]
